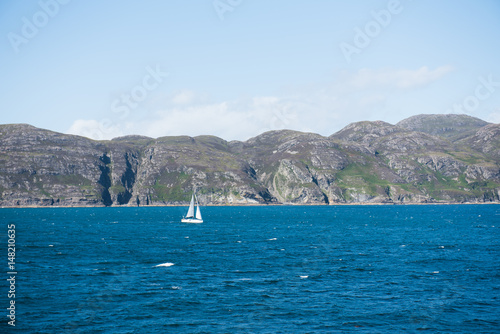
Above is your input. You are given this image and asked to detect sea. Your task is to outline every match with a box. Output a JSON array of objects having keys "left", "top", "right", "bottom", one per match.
[{"left": 1, "top": 205, "right": 499, "bottom": 333}]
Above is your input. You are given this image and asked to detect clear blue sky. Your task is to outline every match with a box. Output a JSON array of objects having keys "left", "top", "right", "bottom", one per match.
[{"left": 1, "top": 0, "right": 499, "bottom": 140}]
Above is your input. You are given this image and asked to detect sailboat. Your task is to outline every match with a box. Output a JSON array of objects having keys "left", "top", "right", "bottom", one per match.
[{"left": 181, "top": 192, "right": 203, "bottom": 223}]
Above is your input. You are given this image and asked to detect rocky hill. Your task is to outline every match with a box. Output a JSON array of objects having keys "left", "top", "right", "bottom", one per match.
[
  {"left": 396, "top": 114, "right": 490, "bottom": 141},
  {"left": 0, "top": 114, "right": 499, "bottom": 207}
]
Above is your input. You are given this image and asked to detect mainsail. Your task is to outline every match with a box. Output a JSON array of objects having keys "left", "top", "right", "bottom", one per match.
[{"left": 186, "top": 194, "right": 195, "bottom": 218}]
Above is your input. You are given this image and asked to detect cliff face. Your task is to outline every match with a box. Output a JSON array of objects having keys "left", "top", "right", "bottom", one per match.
[
  {"left": 0, "top": 124, "right": 107, "bottom": 206},
  {"left": 1, "top": 114, "right": 499, "bottom": 207}
]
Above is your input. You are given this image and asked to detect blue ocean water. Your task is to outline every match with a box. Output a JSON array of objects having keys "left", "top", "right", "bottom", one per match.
[{"left": 2, "top": 205, "right": 499, "bottom": 333}]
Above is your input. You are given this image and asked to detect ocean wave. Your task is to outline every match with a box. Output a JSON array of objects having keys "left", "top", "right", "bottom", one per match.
[{"left": 154, "top": 262, "right": 175, "bottom": 267}]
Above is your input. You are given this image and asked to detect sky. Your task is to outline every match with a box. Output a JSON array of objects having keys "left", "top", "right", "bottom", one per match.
[{"left": 1, "top": 0, "right": 500, "bottom": 141}]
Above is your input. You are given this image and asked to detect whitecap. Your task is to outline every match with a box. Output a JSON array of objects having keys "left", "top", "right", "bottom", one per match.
[
  {"left": 300, "top": 275, "right": 308, "bottom": 279},
  {"left": 268, "top": 238, "right": 277, "bottom": 241},
  {"left": 155, "top": 262, "right": 174, "bottom": 267}
]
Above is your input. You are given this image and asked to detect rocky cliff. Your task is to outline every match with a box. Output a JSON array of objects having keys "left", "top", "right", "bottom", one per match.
[{"left": 1, "top": 114, "right": 499, "bottom": 207}]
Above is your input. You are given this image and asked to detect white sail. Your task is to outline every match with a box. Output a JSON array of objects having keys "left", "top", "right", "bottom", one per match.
[
  {"left": 186, "top": 194, "right": 195, "bottom": 218},
  {"left": 195, "top": 207, "right": 202, "bottom": 220},
  {"left": 195, "top": 195, "right": 202, "bottom": 220},
  {"left": 181, "top": 191, "right": 203, "bottom": 223}
]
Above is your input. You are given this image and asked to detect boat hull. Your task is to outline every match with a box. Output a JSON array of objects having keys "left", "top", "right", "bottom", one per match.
[{"left": 181, "top": 218, "right": 203, "bottom": 224}]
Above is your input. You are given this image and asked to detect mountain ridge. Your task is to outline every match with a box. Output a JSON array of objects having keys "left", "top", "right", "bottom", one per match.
[{"left": 1, "top": 114, "right": 499, "bottom": 207}]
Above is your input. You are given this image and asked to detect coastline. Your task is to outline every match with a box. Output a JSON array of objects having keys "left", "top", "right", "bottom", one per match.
[{"left": 1, "top": 201, "right": 499, "bottom": 209}]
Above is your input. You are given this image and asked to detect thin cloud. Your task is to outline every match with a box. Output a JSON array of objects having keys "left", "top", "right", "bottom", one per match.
[
  {"left": 345, "top": 66, "right": 454, "bottom": 89},
  {"left": 487, "top": 110, "right": 500, "bottom": 124},
  {"left": 66, "top": 66, "right": 455, "bottom": 141},
  {"left": 171, "top": 90, "right": 196, "bottom": 105},
  {"left": 66, "top": 119, "right": 124, "bottom": 140}
]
